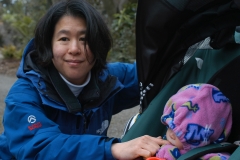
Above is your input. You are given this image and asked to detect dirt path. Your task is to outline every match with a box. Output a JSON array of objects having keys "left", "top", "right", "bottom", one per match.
[{"left": 0, "top": 74, "right": 17, "bottom": 133}]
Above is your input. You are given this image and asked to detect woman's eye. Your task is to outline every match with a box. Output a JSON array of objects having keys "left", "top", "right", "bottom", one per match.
[
  {"left": 80, "top": 37, "right": 86, "bottom": 41},
  {"left": 60, "top": 37, "right": 68, "bottom": 41}
]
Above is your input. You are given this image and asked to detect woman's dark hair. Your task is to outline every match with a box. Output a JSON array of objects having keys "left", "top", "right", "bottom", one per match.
[{"left": 34, "top": 0, "right": 112, "bottom": 73}]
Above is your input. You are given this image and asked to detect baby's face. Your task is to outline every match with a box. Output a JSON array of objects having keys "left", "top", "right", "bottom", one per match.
[{"left": 166, "top": 128, "right": 183, "bottom": 149}]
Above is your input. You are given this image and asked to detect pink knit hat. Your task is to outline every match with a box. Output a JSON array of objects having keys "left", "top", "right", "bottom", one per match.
[{"left": 161, "top": 84, "right": 232, "bottom": 152}]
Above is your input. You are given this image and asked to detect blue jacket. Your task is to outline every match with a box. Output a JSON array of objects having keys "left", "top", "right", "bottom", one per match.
[{"left": 0, "top": 39, "right": 139, "bottom": 159}]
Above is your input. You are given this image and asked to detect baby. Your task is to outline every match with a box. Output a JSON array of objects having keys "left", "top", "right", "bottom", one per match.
[{"left": 156, "top": 84, "right": 232, "bottom": 159}]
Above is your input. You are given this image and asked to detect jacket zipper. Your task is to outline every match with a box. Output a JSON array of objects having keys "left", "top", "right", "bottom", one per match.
[
  {"left": 76, "top": 114, "right": 87, "bottom": 133},
  {"left": 82, "top": 113, "right": 87, "bottom": 133}
]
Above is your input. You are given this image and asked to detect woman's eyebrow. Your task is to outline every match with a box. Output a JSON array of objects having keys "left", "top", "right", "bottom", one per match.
[
  {"left": 57, "top": 29, "right": 86, "bottom": 36},
  {"left": 56, "top": 29, "right": 70, "bottom": 35}
]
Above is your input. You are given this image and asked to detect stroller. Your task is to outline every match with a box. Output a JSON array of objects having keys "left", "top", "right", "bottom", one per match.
[{"left": 121, "top": 0, "right": 240, "bottom": 159}]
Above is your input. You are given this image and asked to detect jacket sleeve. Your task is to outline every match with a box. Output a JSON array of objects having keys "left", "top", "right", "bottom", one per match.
[
  {"left": 3, "top": 79, "right": 119, "bottom": 160},
  {"left": 107, "top": 62, "right": 140, "bottom": 114}
]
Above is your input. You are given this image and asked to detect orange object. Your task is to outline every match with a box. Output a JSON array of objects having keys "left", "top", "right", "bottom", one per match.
[{"left": 146, "top": 157, "right": 166, "bottom": 160}]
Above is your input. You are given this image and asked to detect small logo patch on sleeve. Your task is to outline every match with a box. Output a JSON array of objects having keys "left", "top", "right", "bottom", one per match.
[{"left": 27, "top": 115, "right": 42, "bottom": 131}]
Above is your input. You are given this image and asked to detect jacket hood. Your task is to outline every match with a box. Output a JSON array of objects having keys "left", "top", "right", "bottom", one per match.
[{"left": 17, "top": 39, "right": 35, "bottom": 79}]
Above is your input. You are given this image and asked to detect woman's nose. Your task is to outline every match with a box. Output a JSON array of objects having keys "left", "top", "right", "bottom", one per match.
[{"left": 69, "top": 41, "right": 80, "bottom": 55}]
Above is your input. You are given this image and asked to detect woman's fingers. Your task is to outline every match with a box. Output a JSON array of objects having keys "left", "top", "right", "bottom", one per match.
[
  {"left": 111, "top": 135, "right": 170, "bottom": 160},
  {"left": 143, "top": 135, "right": 170, "bottom": 146}
]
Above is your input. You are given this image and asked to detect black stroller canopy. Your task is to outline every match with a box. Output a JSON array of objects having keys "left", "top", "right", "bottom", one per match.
[
  {"left": 122, "top": 0, "right": 240, "bottom": 158},
  {"left": 136, "top": 0, "right": 240, "bottom": 112}
]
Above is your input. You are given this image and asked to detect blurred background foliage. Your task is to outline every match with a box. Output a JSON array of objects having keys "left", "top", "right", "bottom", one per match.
[{"left": 0, "top": 0, "right": 137, "bottom": 62}]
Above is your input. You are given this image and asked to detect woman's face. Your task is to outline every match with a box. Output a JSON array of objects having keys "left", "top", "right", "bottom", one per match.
[{"left": 52, "top": 15, "right": 95, "bottom": 85}]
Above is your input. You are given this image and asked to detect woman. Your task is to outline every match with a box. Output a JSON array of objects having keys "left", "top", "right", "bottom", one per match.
[{"left": 0, "top": 0, "right": 168, "bottom": 159}]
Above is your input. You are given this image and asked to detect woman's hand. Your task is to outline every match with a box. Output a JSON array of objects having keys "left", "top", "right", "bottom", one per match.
[{"left": 111, "top": 135, "right": 170, "bottom": 160}]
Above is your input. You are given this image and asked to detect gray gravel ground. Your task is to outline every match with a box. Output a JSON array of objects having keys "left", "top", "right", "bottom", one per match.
[
  {"left": 0, "top": 75, "right": 17, "bottom": 134},
  {"left": 0, "top": 74, "right": 139, "bottom": 138}
]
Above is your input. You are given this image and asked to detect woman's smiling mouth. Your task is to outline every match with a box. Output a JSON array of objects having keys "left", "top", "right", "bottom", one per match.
[{"left": 65, "top": 59, "right": 83, "bottom": 66}]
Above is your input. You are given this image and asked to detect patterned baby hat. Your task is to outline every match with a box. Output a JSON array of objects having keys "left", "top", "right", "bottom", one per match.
[{"left": 161, "top": 84, "right": 232, "bottom": 152}]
